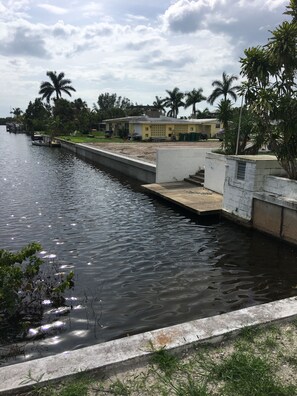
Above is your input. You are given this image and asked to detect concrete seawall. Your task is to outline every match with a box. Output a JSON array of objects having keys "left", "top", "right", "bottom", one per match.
[
  {"left": 0, "top": 297, "right": 296, "bottom": 395},
  {"left": 60, "top": 140, "right": 156, "bottom": 184}
]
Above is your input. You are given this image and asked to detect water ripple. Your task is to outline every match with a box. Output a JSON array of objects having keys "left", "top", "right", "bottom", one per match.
[{"left": 0, "top": 127, "right": 297, "bottom": 366}]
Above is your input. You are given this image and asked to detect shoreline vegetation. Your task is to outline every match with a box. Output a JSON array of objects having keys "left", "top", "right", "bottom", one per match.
[{"left": 22, "top": 320, "right": 297, "bottom": 396}]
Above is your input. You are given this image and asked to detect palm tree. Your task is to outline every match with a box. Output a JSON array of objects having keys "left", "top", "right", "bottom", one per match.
[
  {"left": 10, "top": 107, "right": 23, "bottom": 119},
  {"left": 208, "top": 72, "right": 240, "bottom": 105},
  {"left": 163, "top": 87, "right": 184, "bottom": 118},
  {"left": 216, "top": 99, "right": 233, "bottom": 131},
  {"left": 152, "top": 96, "right": 165, "bottom": 114},
  {"left": 184, "top": 88, "right": 206, "bottom": 117},
  {"left": 39, "top": 71, "right": 76, "bottom": 103}
]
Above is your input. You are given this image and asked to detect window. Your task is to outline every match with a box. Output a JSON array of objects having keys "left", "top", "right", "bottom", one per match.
[
  {"left": 151, "top": 125, "right": 166, "bottom": 137},
  {"left": 236, "top": 161, "right": 246, "bottom": 180},
  {"left": 215, "top": 123, "right": 220, "bottom": 128}
]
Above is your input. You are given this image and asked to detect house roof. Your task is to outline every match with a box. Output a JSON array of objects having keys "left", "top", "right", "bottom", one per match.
[{"left": 103, "top": 116, "right": 218, "bottom": 125}]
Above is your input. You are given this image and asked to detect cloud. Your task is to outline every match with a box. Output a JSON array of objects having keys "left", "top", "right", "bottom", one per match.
[
  {"left": 0, "top": 2, "right": 6, "bottom": 13},
  {"left": 125, "top": 14, "right": 149, "bottom": 23},
  {"left": 0, "top": 27, "right": 50, "bottom": 58},
  {"left": 125, "top": 39, "right": 156, "bottom": 51},
  {"left": 81, "top": 2, "right": 104, "bottom": 18},
  {"left": 37, "top": 3, "right": 68, "bottom": 15},
  {"left": 0, "top": 0, "right": 291, "bottom": 117},
  {"left": 83, "top": 24, "right": 113, "bottom": 39},
  {"left": 52, "top": 21, "right": 76, "bottom": 37},
  {"left": 162, "top": 0, "right": 208, "bottom": 33},
  {"left": 238, "top": 0, "right": 286, "bottom": 11}
]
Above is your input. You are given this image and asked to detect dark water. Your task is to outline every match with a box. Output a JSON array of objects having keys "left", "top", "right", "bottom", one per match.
[{"left": 0, "top": 126, "right": 297, "bottom": 365}]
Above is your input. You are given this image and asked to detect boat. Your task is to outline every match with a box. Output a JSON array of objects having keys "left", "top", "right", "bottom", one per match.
[
  {"left": 31, "top": 135, "right": 61, "bottom": 147},
  {"left": 6, "top": 123, "right": 25, "bottom": 133}
]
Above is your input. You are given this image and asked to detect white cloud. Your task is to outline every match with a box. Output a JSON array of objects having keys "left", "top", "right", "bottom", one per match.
[
  {"left": 37, "top": 3, "right": 68, "bottom": 15},
  {"left": 125, "top": 14, "right": 149, "bottom": 23},
  {"left": 0, "top": 2, "right": 6, "bottom": 12}
]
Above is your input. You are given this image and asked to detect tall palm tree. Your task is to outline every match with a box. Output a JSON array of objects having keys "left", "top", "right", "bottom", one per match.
[
  {"left": 163, "top": 87, "right": 184, "bottom": 118},
  {"left": 208, "top": 72, "right": 240, "bottom": 105},
  {"left": 39, "top": 71, "right": 76, "bottom": 103},
  {"left": 152, "top": 96, "right": 165, "bottom": 114},
  {"left": 184, "top": 88, "right": 206, "bottom": 117}
]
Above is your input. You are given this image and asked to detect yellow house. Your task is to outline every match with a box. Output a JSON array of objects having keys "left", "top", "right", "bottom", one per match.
[{"left": 103, "top": 116, "right": 222, "bottom": 140}]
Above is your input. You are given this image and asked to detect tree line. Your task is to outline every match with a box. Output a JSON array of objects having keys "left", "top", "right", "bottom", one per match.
[
  {"left": 5, "top": 0, "right": 297, "bottom": 178},
  {"left": 8, "top": 70, "right": 238, "bottom": 135}
]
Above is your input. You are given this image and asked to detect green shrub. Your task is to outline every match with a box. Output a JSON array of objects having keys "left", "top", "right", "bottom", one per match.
[{"left": 0, "top": 243, "right": 74, "bottom": 337}]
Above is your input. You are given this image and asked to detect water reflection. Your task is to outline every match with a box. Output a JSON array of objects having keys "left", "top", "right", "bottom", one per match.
[{"left": 0, "top": 127, "right": 297, "bottom": 366}]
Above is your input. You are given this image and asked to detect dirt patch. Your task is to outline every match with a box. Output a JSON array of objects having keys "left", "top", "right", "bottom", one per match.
[{"left": 85, "top": 141, "right": 221, "bottom": 164}]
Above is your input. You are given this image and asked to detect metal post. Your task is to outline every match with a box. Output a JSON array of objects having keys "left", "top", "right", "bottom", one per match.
[{"left": 236, "top": 95, "right": 244, "bottom": 155}]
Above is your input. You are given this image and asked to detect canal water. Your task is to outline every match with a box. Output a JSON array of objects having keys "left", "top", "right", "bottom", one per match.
[{"left": 1, "top": 126, "right": 297, "bottom": 365}]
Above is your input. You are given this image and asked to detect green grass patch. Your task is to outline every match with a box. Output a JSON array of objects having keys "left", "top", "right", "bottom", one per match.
[
  {"left": 151, "top": 348, "right": 179, "bottom": 377},
  {"left": 59, "top": 134, "right": 125, "bottom": 143},
  {"left": 212, "top": 351, "right": 295, "bottom": 396}
]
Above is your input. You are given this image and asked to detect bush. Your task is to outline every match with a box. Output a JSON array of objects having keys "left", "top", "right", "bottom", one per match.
[{"left": 0, "top": 243, "right": 74, "bottom": 337}]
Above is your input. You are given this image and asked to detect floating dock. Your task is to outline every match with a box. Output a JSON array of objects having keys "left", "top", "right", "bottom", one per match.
[{"left": 142, "top": 181, "right": 222, "bottom": 215}]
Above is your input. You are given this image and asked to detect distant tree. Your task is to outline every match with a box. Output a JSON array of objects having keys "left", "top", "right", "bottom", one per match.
[
  {"left": 10, "top": 107, "right": 23, "bottom": 119},
  {"left": 164, "top": 87, "right": 185, "bottom": 118},
  {"left": 96, "top": 93, "right": 133, "bottom": 112},
  {"left": 208, "top": 72, "right": 240, "bottom": 105},
  {"left": 93, "top": 92, "right": 135, "bottom": 122},
  {"left": 196, "top": 107, "right": 215, "bottom": 119},
  {"left": 152, "top": 96, "right": 165, "bottom": 114},
  {"left": 216, "top": 99, "right": 233, "bottom": 132},
  {"left": 52, "top": 98, "right": 75, "bottom": 135},
  {"left": 72, "top": 98, "right": 91, "bottom": 133},
  {"left": 24, "top": 98, "right": 51, "bottom": 132},
  {"left": 39, "top": 71, "right": 76, "bottom": 103},
  {"left": 97, "top": 93, "right": 118, "bottom": 111},
  {"left": 184, "top": 88, "right": 206, "bottom": 116}
]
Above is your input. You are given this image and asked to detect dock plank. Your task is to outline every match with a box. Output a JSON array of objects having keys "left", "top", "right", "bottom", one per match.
[{"left": 142, "top": 181, "right": 222, "bottom": 215}]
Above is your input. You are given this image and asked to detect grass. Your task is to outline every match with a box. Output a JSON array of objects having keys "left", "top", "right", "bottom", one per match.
[
  {"left": 59, "top": 132, "right": 125, "bottom": 144},
  {"left": 21, "top": 321, "right": 297, "bottom": 395}
]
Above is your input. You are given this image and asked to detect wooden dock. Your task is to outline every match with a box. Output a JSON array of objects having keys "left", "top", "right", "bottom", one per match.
[{"left": 142, "top": 181, "right": 223, "bottom": 216}]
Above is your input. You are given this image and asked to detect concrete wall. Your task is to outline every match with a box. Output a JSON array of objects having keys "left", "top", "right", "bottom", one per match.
[
  {"left": 222, "top": 155, "right": 285, "bottom": 221},
  {"left": 252, "top": 175, "right": 297, "bottom": 245},
  {"left": 263, "top": 175, "right": 297, "bottom": 198},
  {"left": 253, "top": 198, "right": 297, "bottom": 246},
  {"left": 156, "top": 148, "right": 210, "bottom": 183},
  {"left": 204, "top": 152, "right": 227, "bottom": 194},
  {"left": 60, "top": 141, "right": 156, "bottom": 184}
]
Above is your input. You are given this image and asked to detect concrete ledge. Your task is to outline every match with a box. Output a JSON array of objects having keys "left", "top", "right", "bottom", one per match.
[
  {"left": 1, "top": 297, "right": 296, "bottom": 395},
  {"left": 254, "top": 192, "right": 297, "bottom": 211},
  {"left": 59, "top": 140, "right": 156, "bottom": 184}
]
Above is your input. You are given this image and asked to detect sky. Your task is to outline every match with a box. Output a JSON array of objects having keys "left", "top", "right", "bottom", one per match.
[{"left": 0, "top": 0, "right": 289, "bottom": 117}]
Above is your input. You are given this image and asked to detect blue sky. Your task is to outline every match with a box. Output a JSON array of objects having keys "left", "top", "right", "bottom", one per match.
[{"left": 0, "top": 0, "right": 288, "bottom": 117}]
